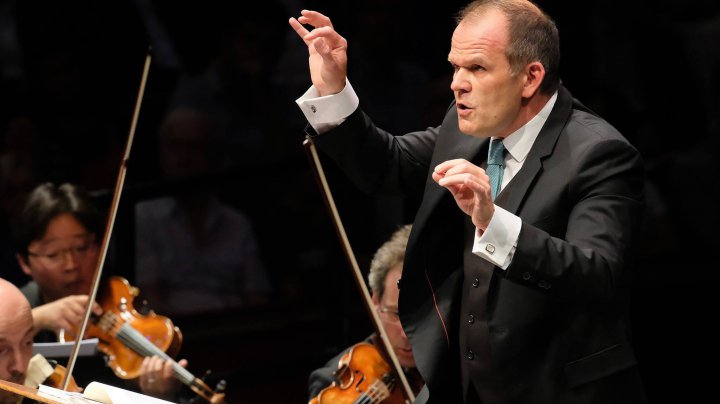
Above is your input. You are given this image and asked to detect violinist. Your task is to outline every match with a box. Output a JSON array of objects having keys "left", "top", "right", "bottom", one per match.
[
  {"left": 308, "top": 224, "right": 425, "bottom": 400},
  {"left": 11, "top": 182, "right": 189, "bottom": 401},
  {"left": 0, "top": 278, "right": 34, "bottom": 404},
  {"left": 1, "top": 277, "right": 83, "bottom": 401}
]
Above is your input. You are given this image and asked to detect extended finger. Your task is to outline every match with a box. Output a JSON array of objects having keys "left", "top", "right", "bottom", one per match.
[
  {"left": 303, "top": 26, "right": 343, "bottom": 45},
  {"left": 288, "top": 17, "right": 310, "bottom": 42},
  {"left": 141, "top": 357, "right": 151, "bottom": 373},
  {"left": 438, "top": 172, "right": 481, "bottom": 188},
  {"left": 162, "top": 359, "right": 174, "bottom": 378},
  {"left": 152, "top": 356, "right": 164, "bottom": 373},
  {"left": 434, "top": 159, "right": 473, "bottom": 177},
  {"left": 299, "top": 10, "right": 334, "bottom": 29}
]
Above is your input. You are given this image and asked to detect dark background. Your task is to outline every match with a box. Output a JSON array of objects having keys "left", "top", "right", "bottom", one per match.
[{"left": 0, "top": 0, "right": 717, "bottom": 402}]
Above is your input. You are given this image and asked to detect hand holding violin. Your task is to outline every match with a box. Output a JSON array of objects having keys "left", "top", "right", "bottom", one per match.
[{"left": 139, "top": 356, "right": 187, "bottom": 401}]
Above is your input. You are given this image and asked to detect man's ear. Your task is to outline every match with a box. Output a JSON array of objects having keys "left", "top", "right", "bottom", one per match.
[
  {"left": 521, "top": 61, "right": 546, "bottom": 98},
  {"left": 371, "top": 292, "right": 380, "bottom": 307},
  {"left": 16, "top": 253, "right": 32, "bottom": 276}
]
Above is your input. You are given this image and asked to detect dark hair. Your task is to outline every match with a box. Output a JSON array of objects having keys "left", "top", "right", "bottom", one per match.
[
  {"left": 12, "top": 182, "right": 101, "bottom": 258},
  {"left": 457, "top": 0, "right": 561, "bottom": 94}
]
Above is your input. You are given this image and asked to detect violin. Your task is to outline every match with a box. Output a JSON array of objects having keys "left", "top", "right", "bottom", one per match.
[
  {"left": 64, "top": 276, "right": 225, "bottom": 403},
  {"left": 43, "top": 361, "right": 83, "bottom": 393},
  {"left": 310, "top": 343, "right": 406, "bottom": 404}
]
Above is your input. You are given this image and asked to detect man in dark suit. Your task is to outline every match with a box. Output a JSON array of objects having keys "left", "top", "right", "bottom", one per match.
[{"left": 290, "top": 1, "right": 646, "bottom": 403}]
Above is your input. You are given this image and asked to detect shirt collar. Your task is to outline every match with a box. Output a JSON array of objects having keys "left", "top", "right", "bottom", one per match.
[{"left": 495, "top": 91, "right": 558, "bottom": 163}]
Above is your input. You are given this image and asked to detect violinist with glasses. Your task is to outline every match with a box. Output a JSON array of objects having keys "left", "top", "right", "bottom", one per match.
[
  {"left": 308, "top": 224, "right": 425, "bottom": 401},
  {"left": 11, "top": 182, "right": 192, "bottom": 402}
]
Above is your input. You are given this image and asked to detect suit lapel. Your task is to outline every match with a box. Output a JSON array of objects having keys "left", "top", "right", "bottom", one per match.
[{"left": 495, "top": 86, "right": 575, "bottom": 214}]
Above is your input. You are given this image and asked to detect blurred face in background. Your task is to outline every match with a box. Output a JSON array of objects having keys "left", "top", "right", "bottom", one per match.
[
  {"left": 18, "top": 213, "right": 98, "bottom": 302},
  {"left": 158, "top": 108, "right": 217, "bottom": 178},
  {"left": 374, "top": 265, "right": 416, "bottom": 368}
]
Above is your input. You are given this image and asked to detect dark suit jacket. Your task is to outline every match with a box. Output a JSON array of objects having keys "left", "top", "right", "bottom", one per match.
[{"left": 311, "top": 86, "right": 646, "bottom": 403}]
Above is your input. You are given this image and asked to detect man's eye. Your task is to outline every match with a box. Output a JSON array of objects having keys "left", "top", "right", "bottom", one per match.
[
  {"left": 45, "top": 252, "right": 60, "bottom": 259},
  {"left": 471, "top": 65, "right": 485, "bottom": 71}
]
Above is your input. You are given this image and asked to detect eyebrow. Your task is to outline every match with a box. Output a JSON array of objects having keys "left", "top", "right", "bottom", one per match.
[{"left": 39, "top": 233, "right": 89, "bottom": 244}]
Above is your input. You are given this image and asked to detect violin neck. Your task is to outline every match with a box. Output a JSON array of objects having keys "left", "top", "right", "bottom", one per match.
[
  {"left": 107, "top": 315, "right": 221, "bottom": 402},
  {"left": 115, "top": 323, "right": 197, "bottom": 386}
]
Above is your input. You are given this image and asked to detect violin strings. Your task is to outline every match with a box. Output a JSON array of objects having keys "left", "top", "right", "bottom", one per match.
[
  {"left": 108, "top": 315, "right": 196, "bottom": 385},
  {"left": 353, "top": 378, "right": 389, "bottom": 404}
]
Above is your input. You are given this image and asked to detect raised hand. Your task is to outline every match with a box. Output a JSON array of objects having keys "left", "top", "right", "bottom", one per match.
[
  {"left": 289, "top": 10, "right": 347, "bottom": 96},
  {"left": 432, "top": 159, "right": 495, "bottom": 232}
]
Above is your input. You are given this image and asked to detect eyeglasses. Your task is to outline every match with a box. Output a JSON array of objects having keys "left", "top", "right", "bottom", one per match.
[
  {"left": 27, "top": 234, "right": 96, "bottom": 269},
  {"left": 378, "top": 305, "right": 400, "bottom": 323}
]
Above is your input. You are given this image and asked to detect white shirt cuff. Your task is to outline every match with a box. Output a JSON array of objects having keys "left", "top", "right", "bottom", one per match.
[
  {"left": 295, "top": 79, "right": 359, "bottom": 133},
  {"left": 472, "top": 206, "right": 521, "bottom": 269}
]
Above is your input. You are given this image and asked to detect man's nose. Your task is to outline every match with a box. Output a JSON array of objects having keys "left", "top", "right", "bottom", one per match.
[
  {"left": 397, "top": 323, "right": 410, "bottom": 340},
  {"left": 9, "top": 349, "right": 28, "bottom": 377},
  {"left": 62, "top": 250, "right": 79, "bottom": 271},
  {"left": 450, "top": 69, "right": 471, "bottom": 93}
]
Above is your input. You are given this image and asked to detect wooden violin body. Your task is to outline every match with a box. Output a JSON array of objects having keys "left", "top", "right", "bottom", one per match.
[
  {"left": 44, "top": 362, "right": 83, "bottom": 393},
  {"left": 310, "top": 342, "right": 406, "bottom": 404},
  {"left": 65, "top": 277, "right": 224, "bottom": 402},
  {"left": 65, "top": 276, "right": 182, "bottom": 379}
]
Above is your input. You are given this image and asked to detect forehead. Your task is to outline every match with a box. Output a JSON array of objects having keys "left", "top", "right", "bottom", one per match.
[
  {"left": 38, "top": 213, "right": 88, "bottom": 242},
  {"left": 0, "top": 302, "right": 33, "bottom": 339},
  {"left": 449, "top": 9, "right": 509, "bottom": 61}
]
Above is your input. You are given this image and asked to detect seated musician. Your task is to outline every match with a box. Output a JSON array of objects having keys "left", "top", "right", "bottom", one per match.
[
  {"left": 308, "top": 224, "right": 425, "bottom": 399},
  {"left": 0, "top": 277, "right": 35, "bottom": 404},
  {"left": 10, "top": 182, "right": 190, "bottom": 401}
]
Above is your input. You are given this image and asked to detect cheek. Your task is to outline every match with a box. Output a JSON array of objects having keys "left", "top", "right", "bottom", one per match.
[
  {"left": 21, "top": 345, "right": 33, "bottom": 363},
  {"left": 386, "top": 322, "right": 405, "bottom": 342},
  {"left": 81, "top": 250, "right": 99, "bottom": 274},
  {"left": 31, "top": 267, "right": 59, "bottom": 287}
]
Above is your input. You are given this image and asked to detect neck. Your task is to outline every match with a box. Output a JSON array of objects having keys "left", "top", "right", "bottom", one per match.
[{"left": 499, "top": 91, "right": 552, "bottom": 138}]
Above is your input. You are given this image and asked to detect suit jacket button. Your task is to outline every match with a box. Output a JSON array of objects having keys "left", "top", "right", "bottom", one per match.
[
  {"left": 466, "top": 350, "right": 474, "bottom": 360},
  {"left": 538, "top": 280, "right": 551, "bottom": 289},
  {"left": 472, "top": 278, "right": 480, "bottom": 288},
  {"left": 522, "top": 272, "right": 532, "bottom": 281},
  {"left": 468, "top": 314, "right": 475, "bottom": 324}
]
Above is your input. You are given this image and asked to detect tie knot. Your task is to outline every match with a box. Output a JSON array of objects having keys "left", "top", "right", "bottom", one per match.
[{"left": 488, "top": 139, "right": 506, "bottom": 166}]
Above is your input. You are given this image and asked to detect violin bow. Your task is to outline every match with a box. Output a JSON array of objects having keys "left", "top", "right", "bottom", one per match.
[
  {"left": 303, "top": 136, "right": 416, "bottom": 403},
  {"left": 62, "top": 50, "right": 152, "bottom": 390}
]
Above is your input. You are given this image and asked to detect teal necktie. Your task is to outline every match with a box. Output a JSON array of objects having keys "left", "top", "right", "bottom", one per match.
[{"left": 487, "top": 139, "right": 506, "bottom": 200}]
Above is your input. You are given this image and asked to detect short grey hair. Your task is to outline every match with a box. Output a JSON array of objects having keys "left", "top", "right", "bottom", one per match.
[
  {"left": 457, "top": 0, "right": 561, "bottom": 94},
  {"left": 368, "top": 224, "right": 412, "bottom": 299}
]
